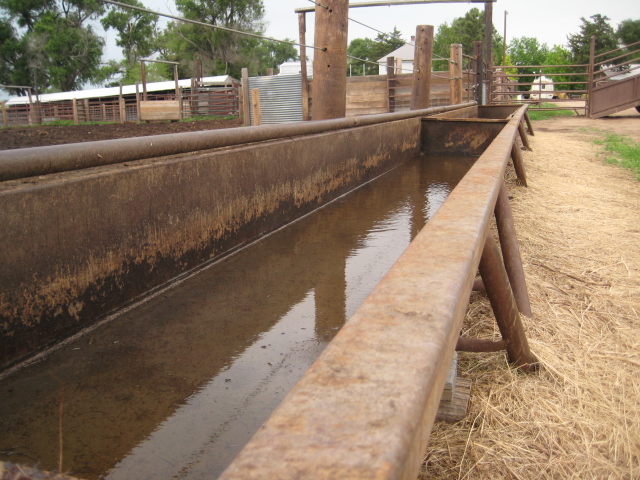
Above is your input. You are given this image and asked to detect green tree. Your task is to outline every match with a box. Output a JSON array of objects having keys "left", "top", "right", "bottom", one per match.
[
  {"left": 617, "top": 19, "right": 640, "bottom": 63},
  {"left": 507, "top": 36, "right": 549, "bottom": 91},
  {"left": 0, "top": 0, "right": 104, "bottom": 93},
  {"left": 433, "top": 7, "right": 503, "bottom": 70},
  {"left": 0, "top": 17, "right": 30, "bottom": 95},
  {"left": 543, "top": 45, "right": 583, "bottom": 92},
  {"left": 101, "top": 0, "right": 158, "bottom": 84},
  {"left": 347, "top": 27, "right": 405, "bottom": 76},
  {"left": 244, "top": 38, "right": 298, "bottom": 75},
  {"left": 617, "top": 19, "right": 640, "bottom": 46},
  {"left": 159, "top": 0, "right": 265, "bottom": 78},
  {"left": 567, "top": 14, "right": 618, "bottom": 65}
]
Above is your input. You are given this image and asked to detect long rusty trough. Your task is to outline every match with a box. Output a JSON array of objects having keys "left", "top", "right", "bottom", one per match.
[
  {"left": 0, "top": 102, "right": 474, "bottom": 370},
  {"left": 218, "top": 105, "right": 533, "bottom": 480},
  {"left": 1, "top": 101, "right": 534, "bottom": 478}
]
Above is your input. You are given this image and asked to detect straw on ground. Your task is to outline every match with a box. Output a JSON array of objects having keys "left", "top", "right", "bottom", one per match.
[{"left": 421, "top": 123, "right": 640, "bottom": 479}]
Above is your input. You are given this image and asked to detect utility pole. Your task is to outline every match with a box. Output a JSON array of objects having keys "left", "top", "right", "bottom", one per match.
[
  {"left": 311, "top": 0, "right": 349, "bottom": 120},
  {"left": 503, "top": 10, "right": 508, "bottom": 65},
  {"left": 410, "top": 25, "right": 434, "bottom": 110}
]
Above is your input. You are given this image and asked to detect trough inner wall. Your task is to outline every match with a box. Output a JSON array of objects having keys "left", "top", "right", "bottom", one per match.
[{"left": 0, "top": 118, "right": 421, "bottom": 369}]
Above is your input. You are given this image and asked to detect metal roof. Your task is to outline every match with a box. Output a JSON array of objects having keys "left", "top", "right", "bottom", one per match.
[{"left": 5, "top": 75, "right": 237, "bottom": 106}]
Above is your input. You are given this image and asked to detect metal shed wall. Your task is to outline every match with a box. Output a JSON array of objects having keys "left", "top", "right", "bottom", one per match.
[{"left": 248, "top": 75, "right": 303, "bottom": 125}]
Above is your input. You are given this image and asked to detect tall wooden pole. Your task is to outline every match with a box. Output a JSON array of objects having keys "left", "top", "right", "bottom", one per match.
[
  {"left": 449, "top": 43, "right": 463, "bottom": 105},
  {"left": 484, "top": 2, "right": 493, "bottom": 104},
  {"left": 311, "top": 0, "right": 349, "bottom": 120},
  {"left": 410, "top": 25, "right": 434, "bottom": 110},
  {"left": 587, "top": 35, "right": 596, "bottom": 117},
  {"left": 241, "top": 67, "right": 250, "bottom": 126},
  {"left": 298, "top": 12, "right": 310, "bottom": 121},
  {"left": 503, "top": 10, "right": 508, "bottom": 65},
  {"left": 141, "top": 61, "right": 148, "bottom": 101}
]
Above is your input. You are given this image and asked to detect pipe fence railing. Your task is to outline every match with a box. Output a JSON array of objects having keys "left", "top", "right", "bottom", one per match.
[{"left": 489, "top": 64, "right": 589, "bottom": 113}]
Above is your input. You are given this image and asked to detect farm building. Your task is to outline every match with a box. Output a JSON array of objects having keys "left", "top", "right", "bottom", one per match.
[{"left": 2, "top": 76, "right": 239, "bottom": 126}]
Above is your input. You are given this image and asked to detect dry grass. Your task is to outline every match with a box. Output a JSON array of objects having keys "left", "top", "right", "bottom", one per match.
[{"left": 420, "top": 128, "right": 640, "bottom": 479}]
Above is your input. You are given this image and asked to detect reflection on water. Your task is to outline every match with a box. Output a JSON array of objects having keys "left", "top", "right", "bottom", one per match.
[{"left": 0, "top": 155, "right": 475, "bottom": 479}]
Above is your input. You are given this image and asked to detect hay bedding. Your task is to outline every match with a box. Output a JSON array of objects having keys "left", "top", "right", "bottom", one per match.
[{"left": 420, "top": 127, "right": 640, "bottom": 479}]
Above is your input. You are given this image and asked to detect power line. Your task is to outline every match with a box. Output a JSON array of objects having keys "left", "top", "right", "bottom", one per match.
[
  {"left": 99, "top": 0, "right": 326, "bottom": 52},
  {"left": 306, "top": 0, "right": 418, "bottom": 49}
]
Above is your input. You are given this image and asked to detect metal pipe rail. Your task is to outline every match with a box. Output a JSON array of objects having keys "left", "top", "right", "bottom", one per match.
[
  {"left": 0, "top": 103, "right": 475, "bottom": 182},
  {"left": 218, "top": 105, "right": 533, "bottom": 480}
]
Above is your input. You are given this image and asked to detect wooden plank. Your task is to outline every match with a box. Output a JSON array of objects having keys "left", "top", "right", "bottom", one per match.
[
  {"left": 251, "top": 88, "right": 261, "bottom": 126},
  {"left": 435, "top": 377, "right": 471, "bottom": 423},
  {"left": 139, "top": 100, "right": 181, "bottom": 121}
]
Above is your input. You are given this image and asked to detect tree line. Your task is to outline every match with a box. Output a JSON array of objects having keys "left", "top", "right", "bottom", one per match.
[
  {"left": 0, "top": 0, "right": 298, "bottom": 96},
  {"left": 1, "top": 0, "right": 638, "bottom": 97},
  {"left": 347, "top": 8, "right": 640, "bottom": 91}
]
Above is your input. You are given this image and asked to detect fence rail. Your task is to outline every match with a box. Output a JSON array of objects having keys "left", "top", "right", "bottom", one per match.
[
  {"left": 1, "top": 85, "right": 239, "bottom": 128},
  {"left": 489, "top": 64, "right": 589, "bottom": 114}
]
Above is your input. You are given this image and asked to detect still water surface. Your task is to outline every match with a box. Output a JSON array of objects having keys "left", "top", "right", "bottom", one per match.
[{"left": 0, "top": 154, "right": 475, "bottom": 479}]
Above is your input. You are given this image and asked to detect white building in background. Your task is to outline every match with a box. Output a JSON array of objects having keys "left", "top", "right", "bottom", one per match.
[
  {"left": 528, "top": 76, "right": 555, "bottom": 100},
  {"left": 376, "top": 41, "right": 415, "bottom": 75},
  {"left": 278, "top": 61, "right": 313, "bottom": 76}
]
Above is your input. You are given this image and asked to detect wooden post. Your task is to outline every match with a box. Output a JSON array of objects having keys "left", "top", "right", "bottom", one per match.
[
  {"left": 119, "top": 84, "right": 125, "bottom": 124},
  {"left": 174, "top": 64, "right": 179, "bottom": 97},
  {"left": 135, "top": 82, "right": 140, "bottom": 121},
  {"left": 26, "top": 88, "right": 34, "bottom": 125},
  {"left": 101, "top": 103, "right": 107, "bottom": 122},
  {"left": 410, "top": 25, "right": 434, "bottom": 110},
  {"left": 83, "top": 98, "right": 90, "bottom": 122},
  {"left": 449, "top": 43, "right": 463, "bottom": 105},
  {"left": 267, "top": 68, "right": 274, "bottom": 76},
  {"left": 141, "top": 60, "right": 148, "bottom": 101},
  {"left": 178, "top": 86, "right": 184, "bottom": 120},
  {"left": 251, "top": 88, "right": 261, "bottom": 126},
  {"left": 72, "top": 98, "right": 79, "bottom": 124},
  {"left": 473, "top": 41, "right": 484, "bottom": 105},
  {"left": 387, "top": 56, "right": 396, "bottom": 113},
  {"left": 311, "top": 0, "right": 349, "bottom": 120},
  {"left": 587, "top": 35, "right": 596, "bottom": 117},
  {"left": 484, "top": 2, "right": 493, "bottom": 104},
  {"left": 299, "top": 12, "right": 310, "bottom": 121},
  {"left": 241, "top": 67, "right": 250, "bottom": 126},
  {"left": 1, "top": 101, "right": 8, "bottom": 128}
]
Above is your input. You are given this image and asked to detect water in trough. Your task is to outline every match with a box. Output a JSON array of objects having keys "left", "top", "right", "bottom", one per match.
[{"left": 0, "top": 154, "right": 475, "bottom": 479}]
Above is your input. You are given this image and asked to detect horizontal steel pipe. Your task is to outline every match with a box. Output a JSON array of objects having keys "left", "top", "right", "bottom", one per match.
[
  {"left": 0, "top": 102, "right": 475, "bottom": 182},
  {"left": 218, "top": 106, "right": 531, "bottom": 480}
]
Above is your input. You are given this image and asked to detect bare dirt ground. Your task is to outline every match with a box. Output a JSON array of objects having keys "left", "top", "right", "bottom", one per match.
[
  {"left": 0, "top": 117, "right": 243, "bottom": 151},
  {"left": 421, "top": 107, "right": 640, "bottom": 479}
]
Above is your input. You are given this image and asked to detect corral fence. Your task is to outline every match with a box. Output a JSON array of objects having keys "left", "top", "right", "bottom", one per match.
[
  {"left": 0, "top": 84, "right": 240, "bottom": 128},
  {"left": 488, "top": 63, "right": 589, "bottom": 115},
  {"left": 488, "top": 38, "right": 640, "bottom": 117}
]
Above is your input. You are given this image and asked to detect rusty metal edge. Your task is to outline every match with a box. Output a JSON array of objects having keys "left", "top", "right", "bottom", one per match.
[
  {"left": 0, "top": 102, "right": 475, "bottom": 182},
  {"left": 218, "top": 105, "right": 529, "bottom": 480}
]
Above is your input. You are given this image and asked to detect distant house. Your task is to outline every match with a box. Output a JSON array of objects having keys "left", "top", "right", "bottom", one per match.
[
  {"left": 376, "top": 40, "right": 416, "bottom": 75},
  {"left": 529, "top": 76, "right": 554, "bottom": 100},
  {"left": 278, "top": 61, "right": 313, "bottom": 76}
]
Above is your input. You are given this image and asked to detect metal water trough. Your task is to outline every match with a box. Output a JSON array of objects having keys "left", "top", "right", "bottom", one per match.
[{"left": 0, "top": 101, "right": 535, "bottom": 479}]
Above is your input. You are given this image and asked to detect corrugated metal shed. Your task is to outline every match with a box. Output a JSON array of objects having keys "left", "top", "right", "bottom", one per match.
[{"left": 248, "top": 75, "right": 303, "bottom": 125}]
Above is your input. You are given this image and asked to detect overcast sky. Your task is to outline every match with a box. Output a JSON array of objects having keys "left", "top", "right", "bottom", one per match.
[
  {"left": 2, "top": 0, "right": 637, "bottom": 100},
  {"left": 109, "top": 0, "right": 639, "bottom": 63}
]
